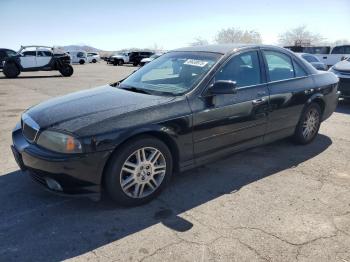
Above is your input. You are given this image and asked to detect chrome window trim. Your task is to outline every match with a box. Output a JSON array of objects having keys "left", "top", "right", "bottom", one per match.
[{"left": 266, "top": 75, "right": 309, "bottom": 85}]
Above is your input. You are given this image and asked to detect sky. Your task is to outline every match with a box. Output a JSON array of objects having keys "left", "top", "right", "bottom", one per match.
[{"left": 1, "top": 0, "right": 349, "bottom": 51}]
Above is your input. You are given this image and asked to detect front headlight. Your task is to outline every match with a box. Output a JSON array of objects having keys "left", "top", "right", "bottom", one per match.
[{"left": 37, "top": 130, "right": 82, "bottom": 154}]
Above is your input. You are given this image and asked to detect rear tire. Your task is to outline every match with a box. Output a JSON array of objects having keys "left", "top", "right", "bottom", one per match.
[
  {"left": 3, "top": 63, "right": 20, "bottom": 78},
  {"left": 79, "top": 59, "right": 85, "bottom": 65},
  {"left": 104, "top": 136, "right": 173, "bottom": 206},
  {"left": 59, "top": 65, "right": 74, "bottom": 77},
  {"left": 133, "top": 61, "right": 139, "bottom": 66},
  {"left": 92, "top": 59, "right": 97, "bottom": 63},
  {"left": 293, "top": 103, "right": 321, "bottom": 144}
]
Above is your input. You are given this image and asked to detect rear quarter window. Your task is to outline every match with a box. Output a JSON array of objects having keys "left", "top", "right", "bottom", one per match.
[{"left": 293, "top": 60, "right": 307, "bottom": 77}]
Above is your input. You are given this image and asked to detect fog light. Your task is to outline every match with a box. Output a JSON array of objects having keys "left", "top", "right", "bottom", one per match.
[{"left": 45, "top": 178, "right": 63, "bottom": 191}]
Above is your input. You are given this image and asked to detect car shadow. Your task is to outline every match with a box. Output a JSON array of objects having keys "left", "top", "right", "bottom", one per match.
[
  {"left": 336, "top": 99, "right": 350, "bottom": 114},
  {"left": 0, "top": 135, "right": 332, "bottom": 261},
  {"left": 0, "top": 75, "right": 63, "bottom": 79}
]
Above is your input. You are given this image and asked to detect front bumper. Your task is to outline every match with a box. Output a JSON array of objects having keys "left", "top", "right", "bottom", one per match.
[{"left": 11, "top": 125, "right": 111, "bottom": 199}]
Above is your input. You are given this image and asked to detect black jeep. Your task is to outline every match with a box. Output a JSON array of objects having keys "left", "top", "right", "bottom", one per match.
[{"left": 129, "top": 51, "right": 154, "bottom": 66}]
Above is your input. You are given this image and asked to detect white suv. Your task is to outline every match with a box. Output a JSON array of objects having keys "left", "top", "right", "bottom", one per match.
[
  {"left": 109, "top": 52, "right": 130, "bottom": 66},
  {"left": 87, "top": 52, "right": 101, "bottom": 63}
]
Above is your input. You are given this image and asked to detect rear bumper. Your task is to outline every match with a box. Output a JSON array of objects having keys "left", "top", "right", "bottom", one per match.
[
  {"left": 322, "top": 88, "right": 340, "bottom": 121},
  {"left": 11, "top": 125, "right": 111, "bottom": 199}
]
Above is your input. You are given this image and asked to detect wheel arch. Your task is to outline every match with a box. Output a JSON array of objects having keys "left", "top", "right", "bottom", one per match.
[
  {"left": 307, "top": 93, "right": 326, "bottom": 116},
  {"left": 100, "top": 128, "right": 180, "bottom": 187},
  {"left": 4, "top": 58, "right": 21, "bottom": 69}
]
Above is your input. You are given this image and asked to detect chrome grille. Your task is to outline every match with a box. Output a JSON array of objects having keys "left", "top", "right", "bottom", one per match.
[{"left": 21, "top": 113, "right": 40, "bottom": 143}]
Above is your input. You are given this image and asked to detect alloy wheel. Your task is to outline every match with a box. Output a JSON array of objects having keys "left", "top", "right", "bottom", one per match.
[
  {"left": 120, "top": 147, "right": 166, "bottom": 198},
  {"left": 302, "top": 108, "right": 320, "bottom": 140}
]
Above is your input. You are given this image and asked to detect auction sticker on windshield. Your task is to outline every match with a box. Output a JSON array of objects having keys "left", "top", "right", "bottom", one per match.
[{"left": 184, "top": 59, "right": 208, "bottom": 67}]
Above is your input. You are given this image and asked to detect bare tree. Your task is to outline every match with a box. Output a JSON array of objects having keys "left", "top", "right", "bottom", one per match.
[
  {"left": 278, "top": 25, "right": 324, "bottom": 46},
  {"left": 190, "top": 37, "right": 209, "bottom": 46},
  {"left": 215, "top": 27, "right": 262, "bottom": 44},
  {"left": 332, "top": 39, "right": 350, "bottom": 46}
]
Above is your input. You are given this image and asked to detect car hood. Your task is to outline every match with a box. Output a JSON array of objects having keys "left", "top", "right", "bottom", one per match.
[
  {"left": 333, "top": 60, "right": 350, "bottom": 72},
  {"left": 25, "top": 85, "right": 175, "bottom": 132}
]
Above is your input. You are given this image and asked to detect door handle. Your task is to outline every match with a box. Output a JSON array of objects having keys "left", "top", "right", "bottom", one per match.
[{"left": 252, "top": 97, "right": 266, "bottom": 105}]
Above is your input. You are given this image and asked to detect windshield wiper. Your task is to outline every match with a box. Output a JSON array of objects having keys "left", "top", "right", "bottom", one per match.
[{"left": 119, "top": 85, "right": 152, "bottom": 95}]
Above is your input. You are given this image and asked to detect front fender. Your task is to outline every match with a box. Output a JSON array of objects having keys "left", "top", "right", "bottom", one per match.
[{"left": 93, "top": 124, "right": 179, "bottom": 153}]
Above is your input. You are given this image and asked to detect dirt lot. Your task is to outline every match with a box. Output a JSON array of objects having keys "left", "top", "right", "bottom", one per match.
[{"left": 0, "top": 63, "right": 349, "bottom": 262}]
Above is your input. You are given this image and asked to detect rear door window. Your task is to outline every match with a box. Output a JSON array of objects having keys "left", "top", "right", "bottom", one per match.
[
  {"left": 263, "top": 50, "right": 294, "bottom": 81},
  {"left": 331, "top": 46, "right": 345, "bottom": 54},
  {"left": 344, "top": 46, "right": 350, "bottom": 54}
]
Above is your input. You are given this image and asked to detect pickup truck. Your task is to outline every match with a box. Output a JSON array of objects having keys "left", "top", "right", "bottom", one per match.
[
  {"left": 109, "top": 51, "right": 154, "bottom": 66},
  {"left": 285, "top": 45, "right": 350, "bottom": 67}
]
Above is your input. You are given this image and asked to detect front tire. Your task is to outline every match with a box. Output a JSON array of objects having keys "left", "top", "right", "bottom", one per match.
[
  {"left": 59, "top": 65, "right": 74, "bottom": 77},
  {"left": 92, "top": 59, "right": 97, "bottom": 63},
  {"left": 3, "top": 63, "right": 20, "bottom": 78},
  {"left": 104, "top": 136, "right": 173, "bottom": 206},
  {"left": 293, "top": 103, "right": 321, "bottom": 144},
  {"left": 79, "top": 59, "right": 85, "bottom": 65}
]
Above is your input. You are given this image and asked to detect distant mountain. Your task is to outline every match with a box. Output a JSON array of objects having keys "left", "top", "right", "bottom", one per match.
[{"left": 58, "top": 45, "right": 103, "bottom": 52}]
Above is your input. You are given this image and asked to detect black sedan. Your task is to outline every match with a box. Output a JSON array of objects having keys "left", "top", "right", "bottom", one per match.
[{"left": 11, "top": 44, "right": 339, "bottom": 206}]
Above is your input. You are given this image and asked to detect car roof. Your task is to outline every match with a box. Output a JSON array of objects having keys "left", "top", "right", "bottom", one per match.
[
  {"left": 172, "top": 44, "right": 287, "bottom": 54},
  {"left": 295, "top": 53, "right": 316, "bottom": 56},
  {"left": 21, "top": 45, "right": 53, "bottom": 49}
]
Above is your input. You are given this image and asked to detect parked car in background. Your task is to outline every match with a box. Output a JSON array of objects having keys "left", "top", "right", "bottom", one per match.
[
  {"left": 295, "top": 53, "right": 327, "bottom": 70},
  {"left": 129, "top": 51, "right": 154, "bottom": 66},
  {"left": 109, "top": 52, "right": 130, "bottom": 66},
  {"left": 87, "top": 52, "right": 100, "bottom": 63},
  {"left": 329, "top": 57, "right": 350, "bottom": 100},
  {"left": 0, "top": 48, "right": 17, "bottom": 69},
  {"left": 67, "top": 50, "right": 88, "bottom": 64},
  {"left": 109, "top": 51, "right": 155, "bottom": 66},
  {"left": 2, "top": 46, "right": 73, "bottom": 78},
  {"left": 285, "top": 45, "right": 350, "bottom": 67},
  {"left": 140, "top": 53, "right": 163, "bottom": 66},
  {"left": 11, "top": 44, "right": 339, "bottom": 206}
]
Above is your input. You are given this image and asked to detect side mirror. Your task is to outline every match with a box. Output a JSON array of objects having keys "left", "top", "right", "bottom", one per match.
[{"left": 208, "top": 80, "right": 237, "bottom": 95}]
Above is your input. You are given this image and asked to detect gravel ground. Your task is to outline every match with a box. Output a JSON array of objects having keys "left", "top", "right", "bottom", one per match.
[{"left": 0, "top": 63, "right": 349, "bottom": 262}]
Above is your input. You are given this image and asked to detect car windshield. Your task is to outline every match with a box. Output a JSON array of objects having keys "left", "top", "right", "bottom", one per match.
[
  {"left": 120, "top": 51, "right": 221, "bottom": 96},
  {"left": 302, "top": 54, "right": 319, "bottom": 63},
  {"left": 150, "top": 54, "right": 161, "bottom": 59},
  {"left": 6, "top": 50, "right": 17, "bottom": 56}
]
